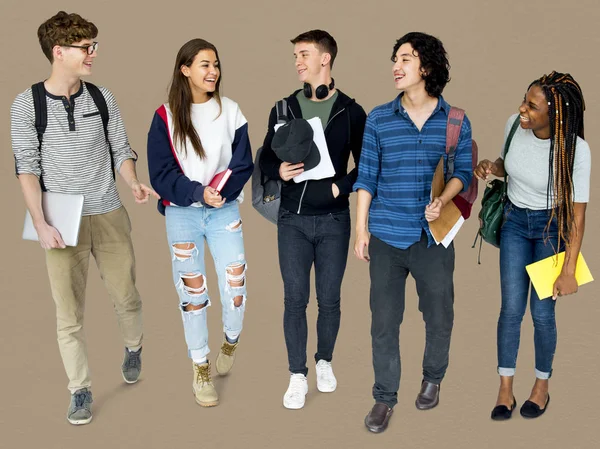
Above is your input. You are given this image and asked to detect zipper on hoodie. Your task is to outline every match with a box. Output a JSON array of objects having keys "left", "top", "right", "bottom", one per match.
[
  {"left": 292, "top": 104, "right": 346, "bottom": 215},
  {"left": 284, "top": 105, "right": 306, "bottom": 214},
  {"left": 325, "top": 107, "right": 346, "bottom": 133},
  {"left": 297, "top": 181, "right": 308, "bottom": 214}
]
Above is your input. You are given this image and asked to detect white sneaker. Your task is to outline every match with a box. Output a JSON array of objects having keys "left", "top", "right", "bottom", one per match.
[
  {"left": 283, "top": 373, "right": 308, "bottom": 409},
  {"left": 316, "top": 360, "right": 337, "bottom": 393}
]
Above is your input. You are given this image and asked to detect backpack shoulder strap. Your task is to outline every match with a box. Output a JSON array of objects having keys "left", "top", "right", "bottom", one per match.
[
  {"left": 31, "top": 82, "right": 47, "bottom": 147},
  {"left": 275, "top": 99, "right": 288, "bottom": 124},
  {"left": 31, "top": 82, "right": 48, "bottom": 191},
  {"left": 85, "top": 82, "right": 119, "bottom": 179},
  {"left": 501, "top": 116, "right": 521, "bottom": 188},
  {"left": 85, "top": 82, "right": 109, "bottom": 144},
  {"left": 445, "top": 106, "right": 466, "bottom": 181},
  {"left": 504, "top": 116, "right": 521, "bottom": 158}
]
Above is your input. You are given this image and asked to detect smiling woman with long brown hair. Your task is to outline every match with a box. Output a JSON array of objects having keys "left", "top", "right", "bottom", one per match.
[
  {"left": 146, "top": 38, "right": 254, "bottom": 407},
  {"left": 474, "top": 71, "right": 591, "bottom": 420}
]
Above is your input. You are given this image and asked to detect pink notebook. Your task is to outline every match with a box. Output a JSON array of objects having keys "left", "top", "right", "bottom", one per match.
[{"left": 209, "top": 169, "right": 232, "bottom": 193}]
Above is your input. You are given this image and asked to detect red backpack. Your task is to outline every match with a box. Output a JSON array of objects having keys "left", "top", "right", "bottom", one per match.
[{"left": 445, "top": 107, "right": 478, "bottom": 218}]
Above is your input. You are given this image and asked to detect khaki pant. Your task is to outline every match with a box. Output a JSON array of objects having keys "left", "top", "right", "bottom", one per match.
[{"left": 45, "top": 206, "right": 143, "bottom": 392}]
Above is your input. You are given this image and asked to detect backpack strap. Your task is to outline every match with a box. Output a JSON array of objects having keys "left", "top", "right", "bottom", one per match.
[
  {"left": 471, "top": 116, "right": 522, "bottom": 264},
  {"left": 503, "top": 116, "right": 520, "bottom": 160},
  {"left": 31, "top": 82, "right": 48, "bottom": 191},
  {"left": 445, "top": 106, "right": 465, "bottom": 183},
  {"left": 276, "top": 99, "right": 288, "bottom": 125},
  {"left": 501, "top": 116, "right": 521, "bottom": 197},
  {"left": 85, "top": 82, "right": 109, "bottom": 143},
  {"left": 262, "top": 99, "right": 290, "bottom": 186},
  {"left": 32, "top": 82, "right": 48, "bottom": 144},
  {"left": 85, "top": 82, "right": 117, "bottom": 179}
]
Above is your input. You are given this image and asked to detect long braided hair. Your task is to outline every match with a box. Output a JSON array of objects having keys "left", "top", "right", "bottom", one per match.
[{"left": 528, "top": 71, "right": 585, "bottom": 249}]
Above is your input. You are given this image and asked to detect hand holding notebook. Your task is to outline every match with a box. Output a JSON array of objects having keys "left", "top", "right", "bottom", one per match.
[
  {"left": 22, "top": 191, "right": 85, "bottom": 247},
  {"left": 525, "top": 252, "right": 594, "bottom": 300},
  {"left": 209, "top": 169, "right": 232, "bottom": 193}
]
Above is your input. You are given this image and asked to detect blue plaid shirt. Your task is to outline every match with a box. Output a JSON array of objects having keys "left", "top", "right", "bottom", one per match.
[{"left": 353, "top": 94, "right": 473, "bottom": 250}]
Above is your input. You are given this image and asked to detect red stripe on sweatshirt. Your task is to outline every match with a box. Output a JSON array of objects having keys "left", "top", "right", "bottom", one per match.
[{"left": 156, "top": 105, "right": 185, "bottom": 208}]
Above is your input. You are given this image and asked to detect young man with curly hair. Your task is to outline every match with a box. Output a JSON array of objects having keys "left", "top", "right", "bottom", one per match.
[
  {"left": 353, "top": 32, "right": 473, "bottom": 433},
  {"left": 10, "top": 11, "right": 158, "bottom": 425}
]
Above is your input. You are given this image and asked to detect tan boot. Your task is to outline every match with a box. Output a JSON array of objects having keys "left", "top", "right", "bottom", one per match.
[
  {"left": 215, "top": 339, "right": 239, "bottom": 375},
  {"left": 192, "top": 361, "right": 219, "bottom": 407}
]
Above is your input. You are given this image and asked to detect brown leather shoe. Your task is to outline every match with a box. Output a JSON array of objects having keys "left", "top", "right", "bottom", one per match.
[
  {"left": 364, "top": 403, "right": 393, "bottom": 433},
  {"left": 415, "top": 380, "right": 440, "bottom": 410}
]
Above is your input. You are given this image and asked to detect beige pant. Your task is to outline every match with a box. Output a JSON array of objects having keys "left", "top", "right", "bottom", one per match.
[{"left": 45, "top": 206, "right": 143, "bottom": 392}]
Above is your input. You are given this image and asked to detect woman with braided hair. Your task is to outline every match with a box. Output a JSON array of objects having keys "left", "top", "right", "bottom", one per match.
[{"left": 474, "top": 71, "right": 591, "bottom": 420}]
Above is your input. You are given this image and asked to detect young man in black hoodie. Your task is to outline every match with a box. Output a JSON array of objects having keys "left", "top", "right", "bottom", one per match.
[{"left": 259, "top": 30, "right": 367, "bottom": 409}]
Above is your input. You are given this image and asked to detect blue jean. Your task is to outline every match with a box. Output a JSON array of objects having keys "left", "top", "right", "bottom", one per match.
[
  {"left": 165, "top": 202, "right": 247, "bottom": 361},
  {"left": 498, "top": 201, "right": 561, "bottom": 379},
  {"left": 369, "top": 231, "right": 455, "bottom": 408},
  {"left": 277, "top": 207, "right": 351, "bottom": 376}
]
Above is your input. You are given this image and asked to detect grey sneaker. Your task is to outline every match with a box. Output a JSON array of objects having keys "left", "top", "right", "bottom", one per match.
[
  {"left": 122, "top": 347, "right": 142, "bottom": 384},
  {"left": 67, "top": 388, "right": 93, "bottom": 425}
]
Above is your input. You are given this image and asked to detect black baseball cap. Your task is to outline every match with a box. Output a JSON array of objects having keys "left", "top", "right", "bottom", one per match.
[{"left": 272, "top": 119, "right": 321, "bottom": 171}]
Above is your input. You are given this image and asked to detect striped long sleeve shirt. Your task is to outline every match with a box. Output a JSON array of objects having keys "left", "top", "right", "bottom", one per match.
[
  {"left": 353, "top": 94, "right": 473, "bottom": 250},
  {"left": 11, "top": 81, "right": 136, "bottom": 216}
]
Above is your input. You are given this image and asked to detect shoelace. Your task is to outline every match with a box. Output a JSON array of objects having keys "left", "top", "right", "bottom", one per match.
[
  {"left": 287, "top": 376, "right": 306, "bottom": 398},
  {"left": 221, "top": 342, "right": 237, "bottom": 356},
  {"left": 195, "top": 365, "right": 212, "bottom": 385},
  {"left": 73, "top": 390, "right": 91, "bottom": 408},
  {"left": 317, "top": 362, "right": 332, "bottom": 378},
  {"left": 125, "top": 350, "right": 141, "bottom": 369}
]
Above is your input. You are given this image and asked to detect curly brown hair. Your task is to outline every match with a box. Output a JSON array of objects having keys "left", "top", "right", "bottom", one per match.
[{"left": 37, "top": 11, "right": 98, "bottom": 63}]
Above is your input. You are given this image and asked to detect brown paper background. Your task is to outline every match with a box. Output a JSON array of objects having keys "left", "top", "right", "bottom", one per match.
[{"left": 1, "top": 1, "right": 598, "bottom": 447}]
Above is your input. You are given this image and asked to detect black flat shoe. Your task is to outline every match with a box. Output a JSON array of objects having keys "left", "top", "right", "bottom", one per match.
[
  {"left": 520, "top": 394, "right": 550, "bottom": 418},
  {"left": 491, "top": 397, "right": 517, "bottom": 421}
]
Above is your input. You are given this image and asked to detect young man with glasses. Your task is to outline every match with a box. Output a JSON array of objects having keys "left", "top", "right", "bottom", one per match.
[{"left": 10, "top": 11, "right": 158, "bottom": 425}]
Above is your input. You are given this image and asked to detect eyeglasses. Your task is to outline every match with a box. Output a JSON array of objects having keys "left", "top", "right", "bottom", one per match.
[{"left": 63, "top": 41, "right": 99, "bottom": 55}]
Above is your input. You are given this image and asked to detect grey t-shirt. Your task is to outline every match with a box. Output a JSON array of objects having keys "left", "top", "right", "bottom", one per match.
[
  {"left": 296, "top": 90, "right": 338, "bottom": 129},
  {"left": 500, "top": 113, "right": 591, "bottom": 209}
]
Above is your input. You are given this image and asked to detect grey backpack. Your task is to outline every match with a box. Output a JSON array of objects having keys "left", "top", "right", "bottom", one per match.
[{"left": 251, "top": 99, "right": 289, "bottom": 224}]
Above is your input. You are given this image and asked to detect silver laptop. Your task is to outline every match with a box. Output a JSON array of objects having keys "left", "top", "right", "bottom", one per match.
[{"left": 22, "top": 192, "right": 85, "bottom": 247}]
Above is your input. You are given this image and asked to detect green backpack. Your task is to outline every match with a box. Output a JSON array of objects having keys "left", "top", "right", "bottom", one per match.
[{"left": 472, "top": 116, "right": 520, "bottom": 262}]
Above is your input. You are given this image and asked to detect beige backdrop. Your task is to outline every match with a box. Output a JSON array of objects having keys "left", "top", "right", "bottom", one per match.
[{"left": 1, "top": 0, "right": 598, "bottom": 448}]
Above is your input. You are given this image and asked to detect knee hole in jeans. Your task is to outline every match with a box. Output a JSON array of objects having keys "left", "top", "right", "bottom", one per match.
[
  {"left": 226, "top": 219, "right": 243, "bottom": 233},
  {"left": 226, "top": 262, "right": 246, "bottom": 308},
  {"left": 172, "top": 242, "right": 197, "bottom": 262},
  {"left": 177, "top": 272, "right": 209, "bottom": 312}
]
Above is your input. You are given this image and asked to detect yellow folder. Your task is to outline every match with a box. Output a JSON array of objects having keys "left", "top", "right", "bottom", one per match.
[{"left": 525, "top": 252, "right": 594, "bottom": 300}]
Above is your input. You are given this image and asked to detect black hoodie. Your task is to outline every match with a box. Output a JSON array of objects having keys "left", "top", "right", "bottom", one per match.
[{"left": 259, "top": 89, "right": 367, "bottom": 215}]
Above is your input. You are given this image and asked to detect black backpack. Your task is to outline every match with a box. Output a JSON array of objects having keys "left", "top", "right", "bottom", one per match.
[
  {"left": 251, "top": 99, "right": 289, "bottom": 224},
  {"left": 30, "top": 81, "right": 112, "bottom": 191}
]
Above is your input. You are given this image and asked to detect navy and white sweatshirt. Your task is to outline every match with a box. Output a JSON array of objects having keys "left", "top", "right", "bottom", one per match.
[{"left": 147, "top": 97, "right": 253, "bottom": 215}]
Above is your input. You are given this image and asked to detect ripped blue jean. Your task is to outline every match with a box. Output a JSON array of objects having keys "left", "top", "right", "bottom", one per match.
[{"left": 165, "top": 202, "right": 247, "bottom": 361}]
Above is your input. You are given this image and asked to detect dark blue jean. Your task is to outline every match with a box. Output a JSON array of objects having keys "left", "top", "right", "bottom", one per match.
[
  {"left": 277, "top": 207, "right": 351, "bottom": 376},
  {"left": 369, "top": 231, "right": 455, "bottom": 408},
  {"left": 498, "top": 201, "right": 561, "bottom": 379}
]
